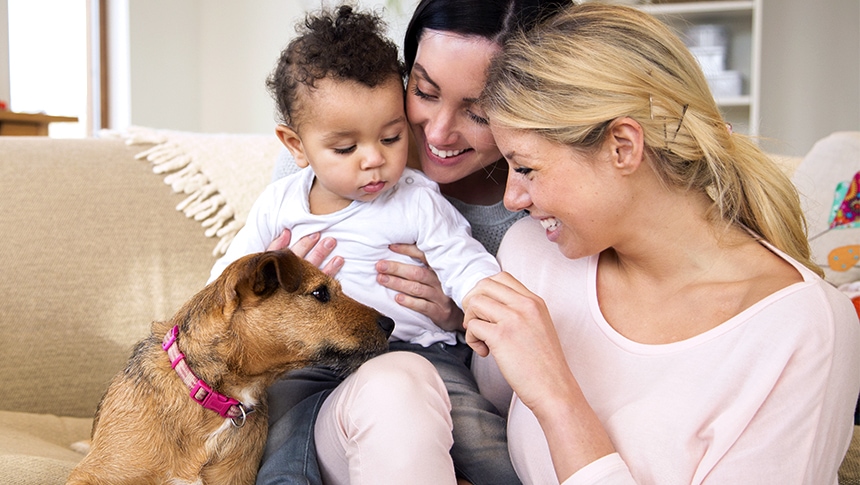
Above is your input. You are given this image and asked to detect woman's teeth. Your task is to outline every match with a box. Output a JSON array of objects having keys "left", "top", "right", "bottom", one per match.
[
  {"left": 540, "top": 218, "right": 560, "bottom": 231},
  {"left": 429, "top": 144, "right": 466, "bottom": 159}
]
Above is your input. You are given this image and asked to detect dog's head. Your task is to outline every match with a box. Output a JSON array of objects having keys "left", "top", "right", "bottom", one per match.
[{"left": 180, "top": 250, "right": 392, "bottom": 383}]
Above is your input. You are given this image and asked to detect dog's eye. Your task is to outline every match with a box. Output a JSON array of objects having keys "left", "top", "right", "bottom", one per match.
[{"left": 311, "top": 286, "right": 330, "bottom": 303}]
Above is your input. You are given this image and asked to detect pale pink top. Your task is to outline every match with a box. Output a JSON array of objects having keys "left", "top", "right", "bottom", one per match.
[{"left": 481, "top": 217, "right": 860, "bottom": 485}]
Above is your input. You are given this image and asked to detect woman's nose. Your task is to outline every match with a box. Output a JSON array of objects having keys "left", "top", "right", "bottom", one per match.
[
  {"left": 503, "top": 177, "right": 531, "bottom": 212},
  {"left": 423, "top": 106, "right": 458, "bottom": 147}
]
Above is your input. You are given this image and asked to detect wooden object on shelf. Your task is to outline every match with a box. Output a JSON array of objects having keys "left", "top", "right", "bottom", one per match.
[{"left": 0, "top": 111, "right": 79, "bottom": 136}]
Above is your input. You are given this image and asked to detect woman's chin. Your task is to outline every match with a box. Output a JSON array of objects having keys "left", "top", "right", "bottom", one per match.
[{"left": 419, "top": 157, "right": 468, "bottom": 184}]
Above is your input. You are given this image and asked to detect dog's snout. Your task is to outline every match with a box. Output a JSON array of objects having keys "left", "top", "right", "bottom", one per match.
[{"left": 377, "top": 315, "right": 395, "bottom": 338}]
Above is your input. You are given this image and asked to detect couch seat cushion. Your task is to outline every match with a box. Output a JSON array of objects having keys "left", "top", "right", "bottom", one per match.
[{"left": 0, "top": 410, "right": 90, "bottom": 484}]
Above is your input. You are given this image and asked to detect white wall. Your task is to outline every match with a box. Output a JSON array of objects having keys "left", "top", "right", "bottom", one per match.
[
  {"left": 759, "top": 0, "right": 860, "bottom": 156},
  {"left": 119, "top": 0, "right": 414, "bottom": 135},
  {"left": 126, "top": 0, "right": 202, "bottom": 131},
  {"left": 197, "top": 1, "right": 305, "bottom": 134}
]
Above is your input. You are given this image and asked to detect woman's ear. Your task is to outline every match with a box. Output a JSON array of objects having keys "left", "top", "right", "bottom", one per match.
[
  {"left": 605, "top": 117, "right": 645, "bottom": 175},
  {"left": 275, "top": 124, "right": 310, "bottom": 168}
]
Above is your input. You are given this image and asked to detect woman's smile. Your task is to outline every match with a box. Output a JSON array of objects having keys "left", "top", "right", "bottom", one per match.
[
  {"left": 428, "top": 144, "right": 469, "bottom": 159},
  {"left": 539, "top": 217, "right": 562, "bottom": 242}
]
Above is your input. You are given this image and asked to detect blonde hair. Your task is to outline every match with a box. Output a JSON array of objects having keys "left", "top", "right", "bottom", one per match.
[{"left": 483, "top": 3, "right": 821, "bottom": 276}]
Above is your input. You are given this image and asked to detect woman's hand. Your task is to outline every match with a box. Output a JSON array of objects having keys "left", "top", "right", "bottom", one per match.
[
  {"left": 267, "top": 229, "right": 343, "bottom": 276},
  {"left": 463, "top": 272, "right": 615, "bottom": 480},
  {"left": 462, "top": 272, "right": 567, "bottom": 409},
  {"left": 376, "top": 243, "right": 464, "bottom": 332}
]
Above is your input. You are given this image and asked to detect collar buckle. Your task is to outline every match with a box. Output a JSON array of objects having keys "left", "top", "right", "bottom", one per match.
[{"left": 190, "top": 379, "right": 241, "bottom": 419}]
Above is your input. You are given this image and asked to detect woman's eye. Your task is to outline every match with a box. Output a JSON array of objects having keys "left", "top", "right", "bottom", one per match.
[
  {"left": 514, "top": 166, "right": 533, "bottom": 175},
  {"left": 333, "top": 145, "right": 356, "bottom": 155},
  {"left": 410, "top": 84, "right": 434, "bottom": 101},
  {"left": 466, "top": 110, "right": 489, "bottom": 126},
  {"left": 311, "top": 285, "right": 330, "bottom": 303}
]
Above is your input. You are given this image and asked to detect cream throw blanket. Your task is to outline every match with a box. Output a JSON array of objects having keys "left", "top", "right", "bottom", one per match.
[{"left": 108, "top": 126, "right": 282, "bottom": 255}]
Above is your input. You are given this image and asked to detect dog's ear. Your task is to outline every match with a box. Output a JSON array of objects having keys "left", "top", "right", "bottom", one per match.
[{"left": 252, "top": 250, "right": 303, "bottom": 296}]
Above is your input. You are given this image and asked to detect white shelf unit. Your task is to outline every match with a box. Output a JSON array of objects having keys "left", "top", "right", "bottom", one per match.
[{"left": 638, "top": 0, "right": 762, "bottom": 136}]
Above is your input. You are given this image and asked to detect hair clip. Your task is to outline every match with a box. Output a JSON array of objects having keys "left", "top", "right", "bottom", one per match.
[{"left": 672, "top": 104, "right": 688, "bottom": 142}]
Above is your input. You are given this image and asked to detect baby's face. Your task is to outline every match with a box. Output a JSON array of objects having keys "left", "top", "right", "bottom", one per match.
[{"left": 296, "top": 77, "right": 409, "bottom": 212}]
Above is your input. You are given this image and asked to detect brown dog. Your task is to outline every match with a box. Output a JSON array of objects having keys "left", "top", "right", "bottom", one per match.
[{"left": 66, "top": 249, "right": 393, "bottom": 485}]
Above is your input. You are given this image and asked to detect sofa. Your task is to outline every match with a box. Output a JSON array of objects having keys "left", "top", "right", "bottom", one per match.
[{"left": 0, "top": 129, "right": 859, "bottom": 484}]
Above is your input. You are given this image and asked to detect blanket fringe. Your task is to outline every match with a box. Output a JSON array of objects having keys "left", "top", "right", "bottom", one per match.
[{"left": 115, "top": 128, "right": 240, "bottom": 256}]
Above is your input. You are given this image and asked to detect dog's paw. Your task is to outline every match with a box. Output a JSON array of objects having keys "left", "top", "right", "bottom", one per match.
[{"left": 70, "top": 440, "right": 91, "bottom": 455}]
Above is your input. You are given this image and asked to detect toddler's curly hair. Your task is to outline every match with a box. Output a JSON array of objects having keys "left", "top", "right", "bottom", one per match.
[{"left": 267, "top": 4, "right": 405, "bottom": 127}]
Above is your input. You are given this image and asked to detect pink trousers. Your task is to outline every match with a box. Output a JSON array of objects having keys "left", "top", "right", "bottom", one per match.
[{"left": 314, "top": 351, "right": 458, "bottom": 485}]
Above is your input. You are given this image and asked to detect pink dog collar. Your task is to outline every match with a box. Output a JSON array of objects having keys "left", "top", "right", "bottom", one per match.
[{"left": 162, "top": 326, "right": 252, "bottom": 427}]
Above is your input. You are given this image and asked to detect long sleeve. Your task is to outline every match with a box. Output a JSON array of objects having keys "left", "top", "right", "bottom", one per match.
[{"left": 407, "top": 170, "right": 501, "bottom": 306}]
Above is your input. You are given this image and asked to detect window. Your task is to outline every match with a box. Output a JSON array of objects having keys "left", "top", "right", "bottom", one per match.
[{"left": 7, "top": 0, "right": 89, "bottom": 137}]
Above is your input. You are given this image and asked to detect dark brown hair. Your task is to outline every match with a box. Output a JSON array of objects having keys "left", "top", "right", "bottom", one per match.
[
  {"left": 403, "top": 0, "right": 569, "bottom": 73},
  {"left": 267, "top": 4, "right": 405, "bottom": 127}
]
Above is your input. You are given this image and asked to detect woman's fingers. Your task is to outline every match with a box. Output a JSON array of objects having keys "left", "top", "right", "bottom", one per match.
[
  {"left": 388, "top": 242, "right": 429, "bottom": 265},
  {"left": 462, "top": 276, "right": 518, "bottom": 355},
  {"left": 266, "top": 228, "right": 293, "bottom": 251},
  {"left": 377, "top": 260, "right": 436, "bottom": 297},
  {"left": 463, "top": 273, "right": 570, "bottom": 409},
  {"left": 377, "top": 244, "right": 462, "bottom": 330},
  {"left": 268, "top": 229, "right": 342, "bottom": 277},
  {"left": 303, "top": 236, "right": 337, "bottom": 270},
  {"left": 319, "top": 253, "right": 344, "bottom": 277},
  {"left": 464, "top": 324, "right": 491, "bottom": 357}
]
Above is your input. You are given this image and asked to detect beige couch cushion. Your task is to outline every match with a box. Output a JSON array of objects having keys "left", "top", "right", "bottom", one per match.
[
  {"left": 0, "top": 411, "right": 92, "bottom": 485},
  {"left": 0, "top": 137, "right": 217, "bottom": 419}
]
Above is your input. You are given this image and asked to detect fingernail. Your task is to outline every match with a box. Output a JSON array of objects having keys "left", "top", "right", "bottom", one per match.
[
  {"left": 323, "top": 238, "right": 335, "bottom": 249},
  {"left": 377, "top": 261, "right": 388, "bottom": 272},
  {"left": 378, "top": 274, "right": 388, "bottom": 284}
]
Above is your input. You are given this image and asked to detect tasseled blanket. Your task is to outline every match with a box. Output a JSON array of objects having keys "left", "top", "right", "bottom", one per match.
[{"left": 104, "top": 126, "right": 281, "bottom": 255}]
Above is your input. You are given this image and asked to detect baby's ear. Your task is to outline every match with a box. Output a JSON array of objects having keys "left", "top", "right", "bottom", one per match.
[{"left": 276, "top": 124, "right": 310, "bottom": 168}]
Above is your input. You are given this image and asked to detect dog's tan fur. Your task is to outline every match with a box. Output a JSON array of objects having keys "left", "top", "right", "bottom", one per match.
[{"left": 66, "top": 250, "right": 392, "bottom": 485}]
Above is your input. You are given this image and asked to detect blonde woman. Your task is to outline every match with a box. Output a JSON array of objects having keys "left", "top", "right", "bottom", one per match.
[{"left": 464, "top": 3, "right": 860, "bottom": 484}]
